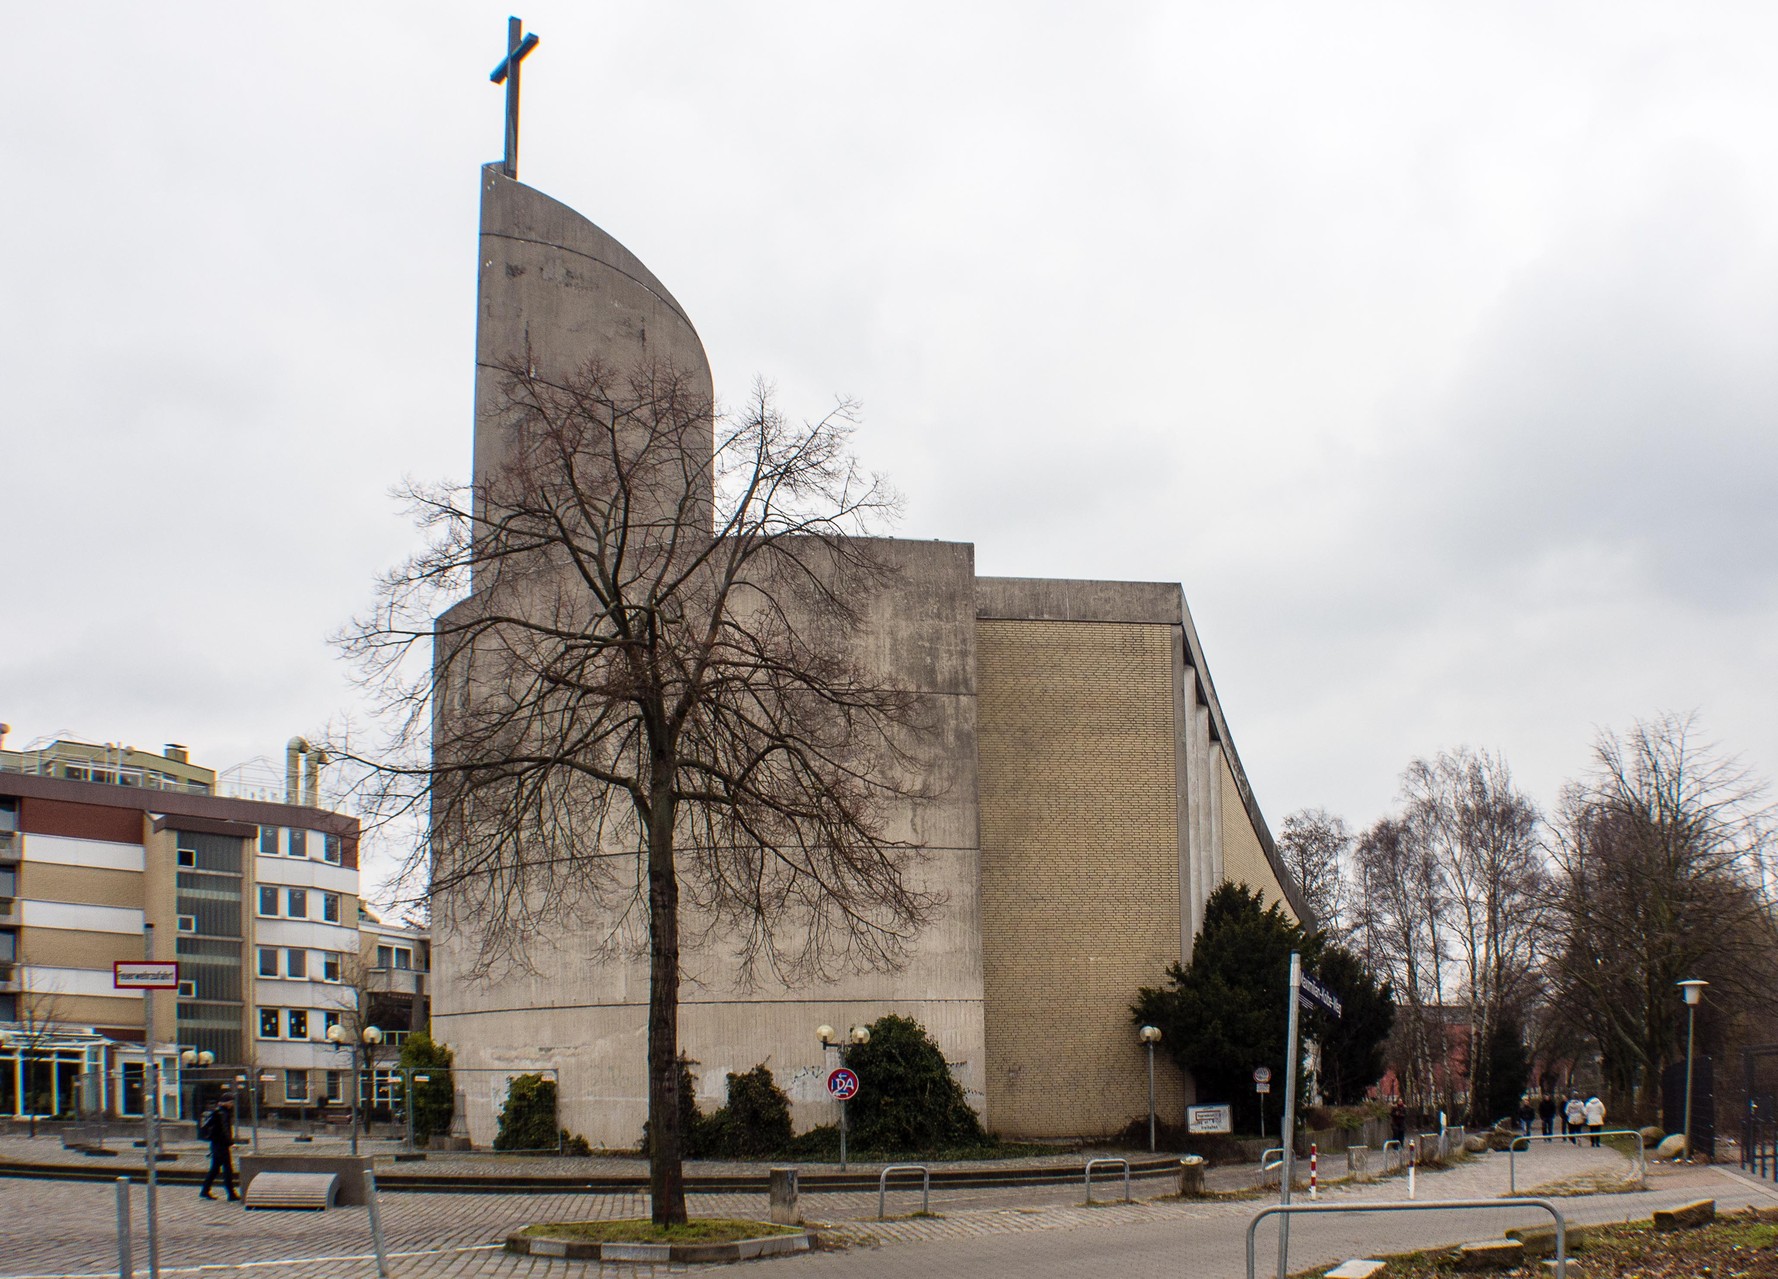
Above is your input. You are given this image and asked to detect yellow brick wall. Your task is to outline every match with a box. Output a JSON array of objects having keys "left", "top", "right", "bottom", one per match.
[
  {"left": 1220, "top": 757, "right": 1296, "bottom": 922},
  {"left": 977, "top": 620, "right": 1187, "bottom": 1137}
]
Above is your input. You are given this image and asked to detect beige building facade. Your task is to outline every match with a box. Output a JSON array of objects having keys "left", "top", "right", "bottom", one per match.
[{"left": 433, "top": 168, "right": 1306, "bottom": 1146}]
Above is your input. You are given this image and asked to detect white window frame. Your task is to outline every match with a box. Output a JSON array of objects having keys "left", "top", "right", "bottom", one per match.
[
  {"left": 286, "top": 1008, "right": 309, "bottom": 1040},
  {"left": 257, "top": 886, "right": 278, "bottom": 917},
  {"left": 284, "top": 1069, "right": 309, "bottom": 1102},
  {"left": 285, "top": 948, "right": 307, "bottom": 979},
  {"left": 176, "top": 847, "right": 197, "bottom": 868},
  {"left": 176, "top": 914, "right": 196, "bottom": 933},
  {"left": 257, "top": 1007, "right": 281, "bottom": 1040},
  {"left": 257, "top": 947, "right": 279, "bottom": 978},
  {"left": 285, "top": 888, "right": 307, "bottom": 919},
  {"left": 177, "top": 980, "right": 196, "bottom": 999},
  {"left": 322, "top": 892, "right": 340, "bottom": 924}
]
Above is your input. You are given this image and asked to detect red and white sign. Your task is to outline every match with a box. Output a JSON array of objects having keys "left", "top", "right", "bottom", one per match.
[
  {"left": 114, "top": 961, "right": 180, "bottom": 990},
  {"left": 826, "top": 1067, "right": 860, "bottom": 1101}
]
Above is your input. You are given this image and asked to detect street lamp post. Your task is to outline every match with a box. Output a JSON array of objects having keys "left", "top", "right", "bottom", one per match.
[
  {"left": 817, "top": 1023, "right": 870, "bottom": 1171},
  {"left": 328, "top": 1023, "right": 382, "bottom": 1156},
  {"left": 1678, "top": 979, "right": 1708, "bottom": 1162},
  {"left": 1139, "top": 1026, "right": 1162, "bottom": 1152}
]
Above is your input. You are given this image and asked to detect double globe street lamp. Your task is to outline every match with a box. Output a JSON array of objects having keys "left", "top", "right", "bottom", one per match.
[
  {"left": 817, "top": 1023, "right": 870, "bottom": 1170},
  {"left": 327, "top": 1022, "right": 383, "bottom": 1156}
]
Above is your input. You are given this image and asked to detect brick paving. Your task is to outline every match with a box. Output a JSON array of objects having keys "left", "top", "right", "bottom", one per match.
[{"left": 1, "top": 1140, "right": 1765, "bottom": 1279}]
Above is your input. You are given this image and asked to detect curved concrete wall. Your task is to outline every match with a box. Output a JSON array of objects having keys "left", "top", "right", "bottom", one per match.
[{"left": 471, "top": 163, "right": 713, "bottom": 504}]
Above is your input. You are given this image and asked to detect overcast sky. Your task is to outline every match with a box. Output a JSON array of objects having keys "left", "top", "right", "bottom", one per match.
[{"left": 5, "top": 3, "right": 1775, "bottom": 900}]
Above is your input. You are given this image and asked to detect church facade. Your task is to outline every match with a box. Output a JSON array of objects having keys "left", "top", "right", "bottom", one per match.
[{"left": 432, "top": 165, "right": 1306, "bottom": 1146}]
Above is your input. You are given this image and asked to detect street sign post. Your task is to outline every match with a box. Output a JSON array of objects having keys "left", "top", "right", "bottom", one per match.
[
  {"left": 827, "top": 1068, "right": 861, "bottom": 1171},
  {"left": 1188, "top": 1103, "right": 1232, "bottom": 1134},
  {"left": 118, "top": 934, "right": 175, "bottom": 1279},
  {"left": 113, "top": 961, "right": 180, "bottom": 990},
  {"left": 1299, "top": 975, "right": 1343, "bottom": 1019}
]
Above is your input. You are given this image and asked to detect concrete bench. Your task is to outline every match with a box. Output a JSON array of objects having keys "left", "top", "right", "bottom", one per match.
[{"left": 243, "top": 1171, "right": 340, "bottom": 1211}]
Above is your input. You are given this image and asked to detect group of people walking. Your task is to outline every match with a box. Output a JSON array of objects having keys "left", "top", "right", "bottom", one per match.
[{"left": 1524, "top": 1092, "right": 1607, "bottom": 1146}]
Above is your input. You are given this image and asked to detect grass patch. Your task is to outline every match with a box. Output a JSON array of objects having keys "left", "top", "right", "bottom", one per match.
[
  {"left": 1295, "top": 1210, "right": 1778, "bottom": 1277},
  {"left": 519, "top": 1218, "right": 799, "bottom": 1244}
]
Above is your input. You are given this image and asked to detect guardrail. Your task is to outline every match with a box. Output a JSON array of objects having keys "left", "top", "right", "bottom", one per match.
[
  {"left": 1255, "top": 1146, "right": 1285, "bottom": 1188},
  {"left": 1381, "top": 1139, "right": 1402, "bottom": 1173},
  {"left": 1246, "top": 1196, "right": 1570, "bottom": 1279},
  {"left": 877, "top": 1164, "right": 930, "bottom": 1219},
  {"left": 1508, "top": 1129, "right": 1646, "bottom": 1194},
  {"left": 1084, "top": 1156, "right": 1130, "bottom": 1203}
]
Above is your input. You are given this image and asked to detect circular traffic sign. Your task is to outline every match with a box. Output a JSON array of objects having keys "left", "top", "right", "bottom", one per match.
[
  {"left": 826, "top": 1067, "right": 860, "bottom": 1100},
  {"left": 1252, "top": 1066, "right": 1272, "bottom": 1084}
]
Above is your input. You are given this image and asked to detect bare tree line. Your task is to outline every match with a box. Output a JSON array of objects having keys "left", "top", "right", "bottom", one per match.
[{"left": 1278, "top": 713, "right": 1778, "bottom": 1125}]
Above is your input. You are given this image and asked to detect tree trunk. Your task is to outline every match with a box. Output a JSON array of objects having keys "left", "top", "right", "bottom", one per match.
[{"left": 645, "top": 765, "right": 687, "bottom": 1226}]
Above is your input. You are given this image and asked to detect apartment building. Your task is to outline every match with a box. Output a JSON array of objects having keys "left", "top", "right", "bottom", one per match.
[{"left": 0, "top": 734, "right": 363, "bottom": 1120}]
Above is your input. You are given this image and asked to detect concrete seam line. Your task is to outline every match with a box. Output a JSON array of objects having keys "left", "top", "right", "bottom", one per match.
[{"left": 0, "top": 1243, "right": 504, "bottom": 1279}]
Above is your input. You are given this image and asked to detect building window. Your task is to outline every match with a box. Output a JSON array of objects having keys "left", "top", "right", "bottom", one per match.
[
  {"left": 285, "top": 949, "right": 307, "bottom": 979},
  {"left": 323, "top": 1009, "right": 341, "bottom": 1035},
  {"left": 258, "top": 1008, "right": 280, "bottom": 1039},
  {"left": 322, "top": 952, "right": 341, "bottom": 983},
  {"left": 322, "top": 893, "right": 340, "bottom": 924},
  {"left": 285, "top": 888, "right": 307, "bottom": 919},
  {"left": 258, "top": 886, "right": 278, "bottom": 917},
  {"left": 376, "top": 945, "right": 413, "bottom": 971},
  {"left": 323, "top": 833, "right": 341, "bottom": 864},
  {"left": 287, "top": 1009, "right": 308, "bottom": 1039},
  {"left": 0, "top": 799, "right": 16, "bottom": 833},
  {"left": 257, "top": 948, "right": 278, "bottom": 978},
  {"left": 176, "top": 847, "right": 196, "bottom": 868},
  {"left": 284, "top": 1070, "right": 309, "bottom": 1102},
  {"left": 259, "top": 825, "right": 278, "bottom": 855},
  {"left": 288, "top": 829, "right": 308, "bottom": 859},
  {"left": 178, "top": 980, "right": 196, "bottom": 998},
  {"left": 325, "top": 1071, "right": 342, "bottom": 1103},
  {"left": 176, "top": 914, "right": 196, "bottom": 933}
]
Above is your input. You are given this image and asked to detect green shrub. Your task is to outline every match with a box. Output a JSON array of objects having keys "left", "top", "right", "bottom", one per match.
[
  {"left": 845, "top": 1014, "right": 985, "bottom": 1154},
  {"left": 561, "top": 1129, "right": 592, "bottom": 1156},
  {"left": 641, "top": 1057, "right": 704, "bottom": 1157},
  {"left": 396, "top": 1030, "right": 455, "bottom": 1144},
  {"left": 701, "top": 1065, "right": 794, "bottom": 1158},
  {"left": 494, "top": 1073, "right": 559, "bottom": 1151}
]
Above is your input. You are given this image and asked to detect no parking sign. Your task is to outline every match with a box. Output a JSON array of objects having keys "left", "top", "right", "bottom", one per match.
[{"left": 826, "top": 1067, "right": 860, "bottom": 1100}]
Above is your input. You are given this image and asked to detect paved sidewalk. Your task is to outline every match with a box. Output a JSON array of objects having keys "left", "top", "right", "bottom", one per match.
[{"left": 2, "top": 1139, "right": 1747, "bottom": 1279}]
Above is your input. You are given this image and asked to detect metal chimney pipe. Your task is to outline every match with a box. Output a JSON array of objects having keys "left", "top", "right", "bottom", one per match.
[{"left": 285, "top": 737, "right": 309, "bottom": 805}]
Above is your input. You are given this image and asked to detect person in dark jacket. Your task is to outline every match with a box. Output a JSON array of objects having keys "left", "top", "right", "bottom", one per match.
[
  {"left": 199, "top": 1098, "right": 238, "bottom": 1201},
  {"left": 1538, "top": 1094, "right": 1557, "bottom": 1137}
]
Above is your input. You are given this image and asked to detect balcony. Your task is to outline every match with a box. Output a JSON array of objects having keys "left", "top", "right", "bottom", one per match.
[{"left": 366, "top": 967, "right": 427, "bottom": 997}]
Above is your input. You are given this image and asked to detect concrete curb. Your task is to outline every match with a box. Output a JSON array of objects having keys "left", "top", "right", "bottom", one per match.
[
  {"left": 0, "top": 1153, "right": 1188, "bottom": 1195},
  {"left": 504, "top": 1227, "right": 812, "bottom": 1262}
]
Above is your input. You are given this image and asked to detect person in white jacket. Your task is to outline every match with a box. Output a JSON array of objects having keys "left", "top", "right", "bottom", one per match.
[
  {"left": 1584, "top": 1095, "right": 1606, "bottom": 1147},
  {"left": 1564, "top": 1094, "right": 1586, "bottom": 1143}
]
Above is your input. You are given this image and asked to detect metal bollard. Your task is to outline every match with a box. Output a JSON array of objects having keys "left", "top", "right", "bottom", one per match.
[
  {"left": 1407, "top": 1139, "right": 1417, "bottom": 1200},
  {"left": 115, "top": 1177, "right": 133, "bottom": 1279},
  {"left": 363, "top": 1169, "right": 390, "bottom": 1278}
]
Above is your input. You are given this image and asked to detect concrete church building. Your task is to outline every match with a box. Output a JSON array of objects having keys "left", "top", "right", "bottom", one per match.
[{"left": 433, "top": 161, "right": 1307, "bottom": 1147}]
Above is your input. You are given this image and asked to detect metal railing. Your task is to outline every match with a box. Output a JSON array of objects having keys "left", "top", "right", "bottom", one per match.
[
  {"left": 877, "top": 1164, "right": 930, "bottom": 1219},
  {"left": 1381, "top": 1138, "right": 1403, "bottom": 1172},
  {"left": 1084, "top": 1156, "right": 1131, "bottom": 1203},
  {"left": 1247, "top": 1197, "right": 1570, "bottom": 1279},
  {"left": 1744, "top": 1116, "right": 1777, "bottom": 1178},
  {"left": 1508, "top": 1129, "right": 1646, "bottom": 1194},
  {"left": 1255, "top": 1146, "right": 1286, "bottom": 1188}
]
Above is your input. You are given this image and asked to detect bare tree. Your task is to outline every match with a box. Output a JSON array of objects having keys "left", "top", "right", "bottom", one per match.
[
  {"left": 1400, "top": 748, "right": 1545, "bottom": 1124},
  {"left": 11, "top": 982, "right": 69, "bottom": 1138},
  {"left": 1546, "top": 713, "right": 1778, "bottom": 1115},
  {"left": 1277, "top": 808, "right": 1353, "bottom": 939},
  {"left": 1353, "top": 816, "right": 1451, "bottom": 1114},
  {"left": 339, "top": 357, "right": 936, "bottom": 1224}
]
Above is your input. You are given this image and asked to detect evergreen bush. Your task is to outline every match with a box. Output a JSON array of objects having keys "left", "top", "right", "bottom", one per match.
[
  {"left": 845, "top": 1014, "right": 985, "bottom": 1153},
  {"left": 396, "top": 1030, "right": 456, "bottom": 1144},
  {"left": 494, "top": 1073, "right": 559, "bottom": 1151}
]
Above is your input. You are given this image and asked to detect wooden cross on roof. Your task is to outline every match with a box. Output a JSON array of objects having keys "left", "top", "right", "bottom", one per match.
[{"left": 490, "top": 16, "right": 541, "bottom": 179}]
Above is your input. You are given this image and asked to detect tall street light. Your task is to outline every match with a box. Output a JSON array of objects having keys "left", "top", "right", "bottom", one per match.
[
  {"left": 1678, "top": 979, "right": 1708, "bottom": 1161},
  {"left": 817, "top": 1023, "right": 870, "bottom": 1170},
  {"left": 1139, "top": 1026, "right": 1162, "bottom": 1152},
  {"left": 328, "top": 1022, "right": 383, "bottom": 1156}
]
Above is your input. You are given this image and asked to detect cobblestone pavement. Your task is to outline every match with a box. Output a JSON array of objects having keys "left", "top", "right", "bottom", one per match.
[{"left": 2, "top": 1142, "right": 1762, "bottom": 1279}]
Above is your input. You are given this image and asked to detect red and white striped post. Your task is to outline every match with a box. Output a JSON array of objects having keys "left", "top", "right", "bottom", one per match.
[
  {"left": 1407, "top": 1138, "right": 1417, "bottom": 1199},
  {"left": 1309, "top": 1144, "right": 1318, "bottom": 1199}
]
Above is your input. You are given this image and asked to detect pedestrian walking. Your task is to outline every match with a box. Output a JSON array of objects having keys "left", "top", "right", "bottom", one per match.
[
  {"left": 1538, "top": 1094, "right": 1557, "bottom": 1137},
  {"left": 1585, "top": 1095, "right": 1606, "bottom": 1148},
  {"left": 1564, "top": 1094, "right": 1585, "bottom": 1144},
  {"left": 199, "top": 1098, "right": 239, "bottom": 1201},
  {"left": 1390, "top": 1098, "right": 1407, "bottom": 1147},
  {"left": 1517, "top": 1098, "right": 1534, "bottom": 1136}
]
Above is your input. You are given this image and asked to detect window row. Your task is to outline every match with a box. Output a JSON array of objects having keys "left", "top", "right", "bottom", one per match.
[
  {"left": 255, "top": 947, "right": 343, "bottom": 983},
  {"left": 257, "top": 826, "right": 342, "bottom": 864},
  {"left": 256, "top": 1006, "right": 343, "bottom": 1041},
  {"left": 256, "top": 886, "right": 342, "bottom": 923}
]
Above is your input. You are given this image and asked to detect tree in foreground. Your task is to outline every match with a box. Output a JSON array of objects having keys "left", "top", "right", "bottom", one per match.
[
  {"left": 340, "top": 357, "right": 937, "bottom": 1223},
  {"left": 1307, "top": 944, "right": 1395, "bottom": 1106},
  {"left": 396, "top": 1030, "right": 455, "bottom": 1146}
]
